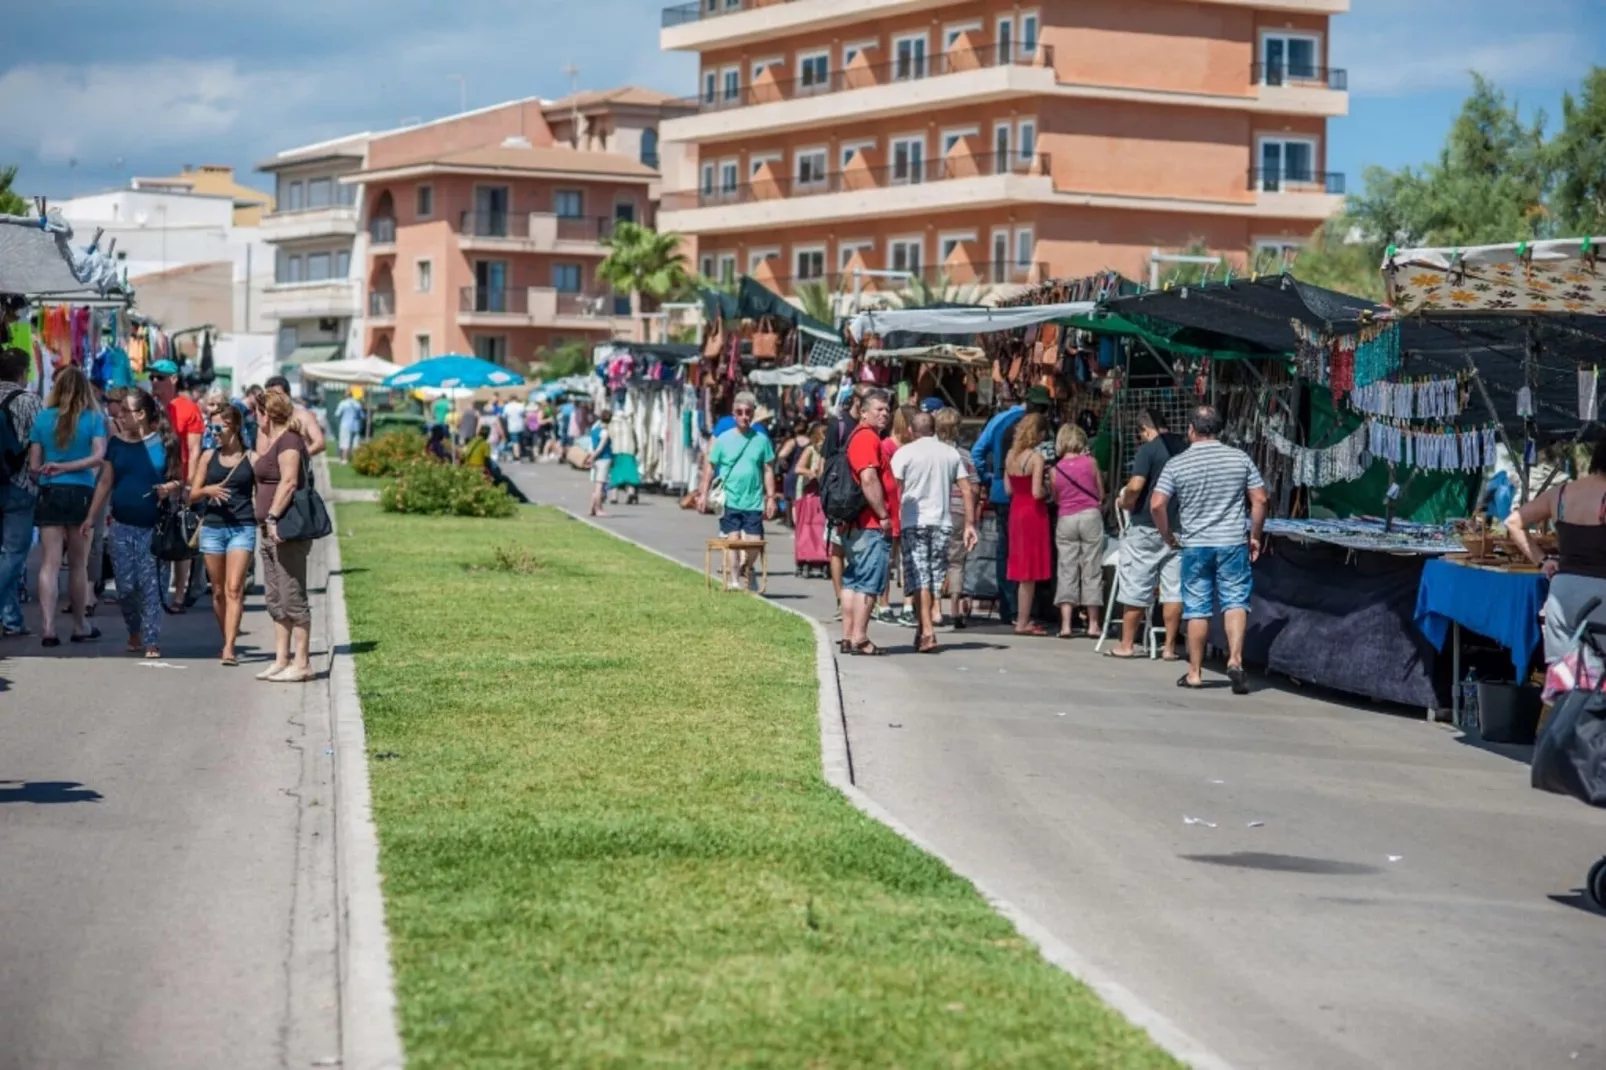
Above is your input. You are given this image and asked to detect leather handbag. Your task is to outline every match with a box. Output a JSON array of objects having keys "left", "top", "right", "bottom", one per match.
[
  {"left": 150, "top": 499, "right": 201, "bottom": 562},
  {"left": 751, "top": 317, "right": 780, "bottom": 359},
  {"left": 702, "top": 315, "right": 725, "bottom": 358},
  {"left": 276, "top": 454, "right": 333, "bottom": 542}
]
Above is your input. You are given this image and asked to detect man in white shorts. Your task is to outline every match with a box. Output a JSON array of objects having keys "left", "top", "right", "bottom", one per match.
[{"left": 1109, "top": 409, "right": 1186, "bottom": 659}]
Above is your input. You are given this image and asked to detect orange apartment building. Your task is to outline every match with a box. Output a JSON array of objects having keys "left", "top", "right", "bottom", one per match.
[
  {"left": 655, "top": 0, "right": 1349, "bottom": 296},
  {"left": 260, "top": 92, "right": 690, "bottom": 375}
]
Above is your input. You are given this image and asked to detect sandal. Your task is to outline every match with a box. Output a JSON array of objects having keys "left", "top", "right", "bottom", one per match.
[
  {"left": 145, "top": 648, "right": 162, "bottom": 660},
  {"left": 1103, "top": 649, "right": 1142, "bottom": 660},
  {"left": 917, "top": 634, "right": 939, "bottom": 654},
  {"left": 1013, "top": 624, "right": 1047, "bottom": 637},
  {"left": 41, "top": 636, "right": 60, "bottom": 648},
  {"left": 837, "top": 639, "right": 853, "bottom": 655},
  {"left": 70, "top": 627, "right": 102, "bottom": 643},
  {"left": 850, "top": 640, "right": 887, "bottom": 657},
  {"left": 1228, "top": 666, "right": 1249, "bottom": 695},
  {"left": 1176, "top": 674, "right": 1206, "bottom": 690},
  {"left": 220, "top": 654, "right": 239, "bottom": 667},
  {"left": 1056, "top": 631, "right": 1074, "bottom": 640}
]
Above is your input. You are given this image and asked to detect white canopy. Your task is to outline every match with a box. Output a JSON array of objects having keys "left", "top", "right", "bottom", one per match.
[
  {"left": 747, "top": 362, "right": 847, "bottom": 386},
  {"left": 847, "top": 301, "right": 1096, "bottom": 341},
  {"left": 297, "top": 355, "right": 402, "bottom": 385}
]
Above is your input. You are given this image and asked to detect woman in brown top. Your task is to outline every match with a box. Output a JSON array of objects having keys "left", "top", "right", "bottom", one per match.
[{"left": 253, "top": 391, "right": 312, "bottom": 683}]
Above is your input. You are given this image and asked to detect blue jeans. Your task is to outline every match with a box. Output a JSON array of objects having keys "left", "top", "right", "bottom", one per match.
[
  {"left": 1180, "top": 544, "right": 1253, "bottom": 621},
  {"left": 842, "top": 527, "right": 891, "bottom": 597},
  {"left": 0, "top": 484, "right": 35, "bottom": 631},
  {"left": 992, "top": 503, "right": 1017, "bottom": 621}
]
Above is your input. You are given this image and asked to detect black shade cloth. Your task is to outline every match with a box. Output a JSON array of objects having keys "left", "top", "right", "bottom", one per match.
[
  {"left": 701, "top": 277, "right": 835, "bottom": 336},
  {"left": 1206, "top": 538, "right": 1441, "bottom": 709}
]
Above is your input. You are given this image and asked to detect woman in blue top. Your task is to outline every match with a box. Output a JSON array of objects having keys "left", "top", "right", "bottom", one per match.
[
  {"left": 583, "top": 408, "right": 614, "bottom": 518},
  {"left": 87, "top": 388, "right": 182, "bottom": 658},
  {"left": 27, "top": 366, "right": 107, "bottom": 646}
]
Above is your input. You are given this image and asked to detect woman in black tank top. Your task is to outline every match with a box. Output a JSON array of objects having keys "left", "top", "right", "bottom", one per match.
[
  {"left": 188, "top": 405, "right": 258, "bottom": 665},
  {"left": 1509, "top": 442, "right": 1606, "bottom": 664}
]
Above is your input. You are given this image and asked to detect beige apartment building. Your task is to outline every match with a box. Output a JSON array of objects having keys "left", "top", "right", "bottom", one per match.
[
  {"left": 258, "top": 91, "right": 690, "bottom": 372},
  {"left": 655, "top": 0, "right": 1349, "bottom": 294}
]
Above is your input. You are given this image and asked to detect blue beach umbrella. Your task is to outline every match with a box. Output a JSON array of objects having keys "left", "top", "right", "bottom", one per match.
[{"left": 382, "top": 354, "right": 525, "bottom": 392}]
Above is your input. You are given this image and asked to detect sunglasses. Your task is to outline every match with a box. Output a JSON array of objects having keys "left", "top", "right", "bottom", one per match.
[{"left": 734, "top": 407, "right": 755, "bottom": 416}]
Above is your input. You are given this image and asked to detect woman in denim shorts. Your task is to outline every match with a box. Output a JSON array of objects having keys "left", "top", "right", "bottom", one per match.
[{"left": 190, "top": 405, "right": 257, "bottom": 665}]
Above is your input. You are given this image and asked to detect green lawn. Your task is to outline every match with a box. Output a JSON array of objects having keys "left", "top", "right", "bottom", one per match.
[
  {"left": 324, "top": 461, "right": 390, "bottom": 491},
  {"left": 338, "top": 504, "right": 1179, "bottom": 1069}
]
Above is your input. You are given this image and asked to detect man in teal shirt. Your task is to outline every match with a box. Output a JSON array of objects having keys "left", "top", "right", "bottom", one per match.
[{"left": 698, "top": 391, "right": 777, "bottom": 590}]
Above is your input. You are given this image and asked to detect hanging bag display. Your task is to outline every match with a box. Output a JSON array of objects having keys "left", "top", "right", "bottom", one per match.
[
  {"left": 751, "top": 317, "right": 780, "bottom": 360},
  {"left": 702, "top": 315, "right": 726, "bottom": 359}
]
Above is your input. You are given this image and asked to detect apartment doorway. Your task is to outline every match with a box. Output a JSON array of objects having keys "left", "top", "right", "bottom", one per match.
[
  {"left": 473, "top": 335, "right": 509, "bottom": 365},
  {"left": 474, "top": 186, "right": 510, "bottom": 237},
  {"left": 474, "top": 260, "right": 508, "bottom": 312},
  {"left": 1258, "top": 137, "right": 1316, "bottom": 191}
]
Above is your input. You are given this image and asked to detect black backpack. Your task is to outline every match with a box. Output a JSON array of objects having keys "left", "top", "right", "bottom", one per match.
[
  {"left": 820, "top": 426, "right": 870, "bottom": 524},
  {"left": 0, "top": 392, "right": 27, "bottom": 483}
]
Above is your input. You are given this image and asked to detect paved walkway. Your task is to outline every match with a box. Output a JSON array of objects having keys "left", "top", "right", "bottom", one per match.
[
  {"left": 512, "top": 460, "right": 1606, "bottom": 1070},
  {"left": 0, "top": 543, "right": 341, "bottom": 1070}
]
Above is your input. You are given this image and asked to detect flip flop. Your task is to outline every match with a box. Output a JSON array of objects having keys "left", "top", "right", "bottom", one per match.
[
  {"left": 1103, "top": 650, "right": 1142, "bottom": 660},
  {"left": 1014, "top": 624, "right": 1048, "bottom": 637},
  {"left": 70, "top": 627, "right": 102, "bottom": 643},
  {"left": 1228, "top": 666, "right": 1250, "bottom": 695},
  {"left": 1176, "top": 674, "right": 1206, "bottom": 690}
]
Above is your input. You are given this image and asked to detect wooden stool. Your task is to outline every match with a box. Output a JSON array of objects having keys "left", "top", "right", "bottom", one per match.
[{"left": 705, "top": 537, "right": 768, "bottom": 594}]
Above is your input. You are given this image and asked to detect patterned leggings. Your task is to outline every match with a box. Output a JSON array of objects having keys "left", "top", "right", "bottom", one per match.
[{"left": 109, "top": 521, "right": 161, "bottom": 648}]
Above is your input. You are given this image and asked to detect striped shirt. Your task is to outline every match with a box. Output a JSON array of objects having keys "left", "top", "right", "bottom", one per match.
[{"left": 1152, "top": 439, "right": 1264, "bottom": 548}]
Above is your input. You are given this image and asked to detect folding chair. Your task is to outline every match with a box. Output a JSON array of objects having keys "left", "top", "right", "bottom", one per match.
[{"left": 1093, "top": 511, "right": 1161, "bottom": 659}]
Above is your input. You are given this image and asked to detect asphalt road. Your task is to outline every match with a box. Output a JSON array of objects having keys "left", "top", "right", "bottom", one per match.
[
  {"left": 514, "top": 460, "right": 1606, "bottom": 1070},
  {"left": 0, "top": 543, "right": 340, "bottom": 1070}
]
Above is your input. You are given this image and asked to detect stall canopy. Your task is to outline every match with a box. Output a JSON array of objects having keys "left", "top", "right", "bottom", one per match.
[
  {"left": 281, "top": 342, "right": 343, "bottom": 367},
  {"left": 297, "top": 355, "right": 400, "bottom": 384},
  {"left": 591, "top": 341, "right": 700, "bottom": 367},
  {"left": 702, "top": 277, "right": 837, "bottom": 340},
  {"left": 1385, "top": 237, "right": 1606, "bottom": 316},
  {"left": 747, "top": 363, "right": 846, "bottom": 386},
  {"left": 0, "top": 211, "right": 127, "bottom": 299},
  {"left": 1102, "top": 275, "right": 1384, "bottom": 355},
  {"left": 847, "top": 301, "right": 1095, "bottom": 341}
]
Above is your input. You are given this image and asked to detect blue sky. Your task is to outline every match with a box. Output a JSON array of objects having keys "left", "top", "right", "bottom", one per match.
[{"left": 0, "top": 0, "right": 1600, "bottom": 201}]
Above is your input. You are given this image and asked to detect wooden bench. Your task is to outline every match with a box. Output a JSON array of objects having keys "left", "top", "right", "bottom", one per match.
[{"left": 705, "top": 537, "right": 768, "bottom": 594}]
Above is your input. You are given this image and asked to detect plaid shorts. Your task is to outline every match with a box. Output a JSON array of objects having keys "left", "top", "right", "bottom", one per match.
[{"left": 901, "top": 525, "right": 951, "bottom": 594}]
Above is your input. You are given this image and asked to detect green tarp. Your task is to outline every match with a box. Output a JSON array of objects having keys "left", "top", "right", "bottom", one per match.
[
  {"left": 1065, "top": 311, "right": 1284, "bottom": 362},
  {"left": 701, "top": 277, "right": 835, "bottom": 338}
]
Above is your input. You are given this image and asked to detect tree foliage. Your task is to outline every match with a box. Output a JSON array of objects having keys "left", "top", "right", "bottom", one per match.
[
  {"left": 1552, "top": 67, "right": 1606, "bottom": 235},
  {"left": 0, "top": 166, "right": 28, "bottom": 216},
  {"left": 793, "top": 281, "right": 837, "bottom": 324},
  {"left": 533, "top": 341, "right": 591, "bottom": 381},
  {"left": 595, "top": 222, "right": 692, "bottom": 303}
]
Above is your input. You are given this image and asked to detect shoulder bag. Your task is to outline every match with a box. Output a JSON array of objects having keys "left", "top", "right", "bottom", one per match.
[
  {"left": 150, "top": 498, "right": 202, "bottom": 562},
  {"left": 276, "top": 449, "right": 333, "bottom": 542},
  {"left": 706, "top": 433, "right": 757, "bottom": 514}
]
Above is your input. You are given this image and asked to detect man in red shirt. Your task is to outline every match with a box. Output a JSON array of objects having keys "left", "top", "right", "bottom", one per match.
[
  {"left": 840, "top": 389, "right": 892, "bottom": 655},
  {"left": 150, "top": 360, "right": 205, "bottom": 608}
]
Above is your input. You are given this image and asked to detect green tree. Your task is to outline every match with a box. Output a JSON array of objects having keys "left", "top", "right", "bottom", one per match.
[
  {"left": 1285, "top": 219, "right": 1387, "bottom": 301},
  {"left": 0, "top": 165, "right": 28, "bottom": 216},
  {"left": 1552, "top": 67, "right": 1606, "bottom": 235},
  {"left": 793, "top": 281, "right": 837, "bottom": 324},
  {"left": 889, "top": 275, "right": 993, "bottom": 309},
  {"left": 596, "top": 223, "right": 692, "bottom": 322},
  {"left": 532, "top": 341, "right": 591, "bottom": 381}
]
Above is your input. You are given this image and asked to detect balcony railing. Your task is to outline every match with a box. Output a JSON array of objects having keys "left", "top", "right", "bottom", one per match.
[
  {"left": 684, "top": 44, "right": 1051, "bottom": 113},
  {"left": 457, "top": 211, "right": 619, "bottom": 243},
  {"left": 459, "top": 286, "right": 528, "bottom": 315},
  {"left": 556, "top": 215, "right": 618, "bottom": 243},
  {"left": 1251, "top": 63, "right": 1347, "bottom": 91},
  {"left": 663, "top": 0, "right": 798, "bottom": 28},
  {"left": 765, "top": 262, "right": 1048, "bottom": 294},
  {"left": 368, "top": 290, "right": 395, "bottom": 316},
  {"left": 1249, "top": 169, "right": 1345, "bottom": 195},
  {"left": 663, "top": 151, "right": 1049, "bottom": 212},
  {"left": 555, "top": 292, "right": 628, "bottom": 318},
  {"left": 369, "top": 217, "right": 396, "bottom": 244}
]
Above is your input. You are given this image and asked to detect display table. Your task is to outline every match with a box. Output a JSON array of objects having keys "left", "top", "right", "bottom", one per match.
[{"left": 1414, "top": 558, "right": 1547, "bottom": 677}]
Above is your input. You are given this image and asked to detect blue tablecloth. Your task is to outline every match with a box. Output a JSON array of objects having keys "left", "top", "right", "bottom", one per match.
[{"left": 1414, "top": 558, "right": 1548, "bottom": 676}]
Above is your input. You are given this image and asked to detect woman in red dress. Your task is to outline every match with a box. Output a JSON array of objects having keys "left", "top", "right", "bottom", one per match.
[{"left": 1004, "top": 412, "right": 1052, "bottom": 635}]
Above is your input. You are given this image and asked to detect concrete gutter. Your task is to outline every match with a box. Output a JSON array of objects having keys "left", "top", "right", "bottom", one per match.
[{"left": 556, "top": 506, "right": 1234, "bottom": 1070}]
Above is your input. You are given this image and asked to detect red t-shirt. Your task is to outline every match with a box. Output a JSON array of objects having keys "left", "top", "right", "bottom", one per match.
[
  {"left": 879, "top": 435, "right": 903, "bottom": 539},
  {"left": 845, "top": 426, "right": 883, "bottom": 532},
  {"left": 167, "top": 395, "right": 205, "bottom": 481}
]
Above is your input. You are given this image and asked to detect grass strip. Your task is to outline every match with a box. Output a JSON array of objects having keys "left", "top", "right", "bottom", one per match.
[
  {"left": 324, "top": 461, "right": 390, "bottom": 491},
  {"left": 339, "top": 503, "right": 1181, "bottom": 1069}
]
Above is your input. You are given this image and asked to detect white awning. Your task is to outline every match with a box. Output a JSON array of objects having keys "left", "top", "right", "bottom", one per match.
[
  {"left": 747, "top": 362, "right": 847, "bottom": 386},
  {"left": 847, "top": 301, "right": 1096, "bottom": 340},
  {"left": 297, "top": 355, "right": 401, "bottom": 384}
]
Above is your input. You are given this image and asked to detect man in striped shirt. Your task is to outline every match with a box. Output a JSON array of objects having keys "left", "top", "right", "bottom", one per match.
[{"left": 1150, "top": 405, "right": 1267, "bottom": 694}]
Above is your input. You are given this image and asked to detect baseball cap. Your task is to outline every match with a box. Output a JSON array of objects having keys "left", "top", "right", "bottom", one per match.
[
  {"left": 919, "top": 396, "right": 944, "bottom": 413},
  {"left": 149, "top": 359, "right": 179, "bottom": 377},
  {"left": 1025, "top": 385, "right": 1052, "bottom": 406}
]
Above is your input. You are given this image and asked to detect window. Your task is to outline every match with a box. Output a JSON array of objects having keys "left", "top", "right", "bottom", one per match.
[
  {"left": 717, "top": 254, "right": 736, "bottom": 283},
  {"left": 842, "top": 40, "right": 876, "bottom": 67},
  {"left": 944, "top": 21, "right": 981, "bottom": 49},
  {"left": 286, "top": 254, "right": 304, "bottom": 283},
  {"left": 340, "top": 182, "right": 357, "bottom": 206},
  {"left": 794, "top": 246, "right": 825, "bottom": 280},
  {"left": 889, "top": 238, "right": 922, "bottom": 276},
  {"left": 795, "top": 148, "right": 827, "bottom": 187},
  {"left": 798, "top": 51, "right": 829, "bottom": 92},
  {"left": 416, "top": 184, "right": 433, "bottom": 218},
  {"left": 1258, "top": 136, "right": 1318, "bottom": 189},
  {"left": 336, "top": 250, "right": 350, "bottom": 278},
  {"left": 721, "top": 67, "right": 740, "bottom": 102},
  {"left": 750, "top": 152, "right": 782, "bottom": 177},
  {"left": 839, "top": 241, "right": 874, "bottom": 270},
  {"left": 700, "top": 254, "right": 716, "bottom": 278},
  {"left": 748, "top": 249, "right": 779, "bottom": 272},
  {"left": 552, "top": 263, "right": 582, "bottom": 293},
  {"left": 554, "top": 189, "right": 584, "bottom": 218},
  {"left": 1014, "top": 227, "right": 1034, "bottom": 269},
  {"left": 720, "top": 160, "right": 739, "bottom": 194},
  {"left": 641, "top": 128, "right": 659, "bottom": 168},
  {"left": 1016, "top": 119, "right": 1037, "bottom": 165},
  {"left": 1020, "top": 12, "right": 1039, "bottom": 58},
  {"left": 286, "top": 181, "right": 304, "bottom": 211},
  {"left": 893, "top": 34, "right": 927, "bottom": 80},
  {"left": 890, "top": 136, "right": 925, "bottom": 184},
  {"left": 473, "top": 335, "right": 507, "bottom": 365},
  {"left": 1254, "top": 239, "right": 1304, "bottom": 268},
  {"left": 991, "top": 229, "right": 1010, "bottom": 281},
  {"left": 277, "top": 325, "right": 298, "bottom": 358},
  {"left": 307, "top": 252, "right": 331, "bottom": 281},
  {"left": 840, "top": 140, "right": 875, "bottom": 168},
  {"left": 415, "top": 259, "right": 433, "bottom": 293},
  {"left": 993, "top": 123, "right": 1011, "bottom": 173},
  {"left": 722, "top": 0, "right": 738, "bottom": 10},
  {"left": 995, "top": 15, "right": 1014, "bottom": 63},
  {"left": 751, "top": 57, "right": 782, "bottom": 81},
  {"left": 942, "top": 127, "right": 978, "bottom": 154},
  {"left": 939, "top": 232, "right": 975, "bottom": 261},
  {"left": 702, "top": 70, "right": 717, "bottom": 104},
  {"left": 308, "top": 178, "right": 332, "bottom": 209},
  {"left": 1260, "top": 32, "right": 1320, "bottom": 84},
  {"left": 701, "top": 162, "right": 716, "bottom": 197},
  {"left": 414, "top": 333, "right": 431, "bottom": 362}
]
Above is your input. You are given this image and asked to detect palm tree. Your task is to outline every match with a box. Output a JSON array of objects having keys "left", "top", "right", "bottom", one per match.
[
  {"left": 596, "top": 222, "right": 691, "bottom": 336},
  {"left": 0, "top": 165, "right": 28, "bottom": 216},
  {"left": 793, "top": 281, "right": 838, "bottom": 324},
  {"left": 890, "top": 274, "right": 993, "bottom": 309}
]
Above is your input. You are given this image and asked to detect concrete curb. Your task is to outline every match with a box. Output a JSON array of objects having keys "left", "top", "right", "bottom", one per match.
[
  {"left": 323, "top": 491, "right": 407, "bottom": 1070},
  {"left": 552, "top": 507, "right": 1234, "bottom": 1070}
]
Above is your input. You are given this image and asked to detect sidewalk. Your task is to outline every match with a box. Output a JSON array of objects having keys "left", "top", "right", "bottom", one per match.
[
  {"left": 512, "top": 460, "right": 1606, "bottom": 1070},
  {"left": 0, "top": 543, "right": 341, "bottom": 1070}
]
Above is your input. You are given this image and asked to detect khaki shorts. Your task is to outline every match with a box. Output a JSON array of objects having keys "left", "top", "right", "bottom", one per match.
[{"left": 1116, "top": 525, "right": 1181, "bottom": 609}]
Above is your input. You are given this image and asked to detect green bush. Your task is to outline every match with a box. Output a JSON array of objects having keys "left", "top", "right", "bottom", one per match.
[
  {"left": 379, "top": 461, "right": 517, "bottom": 518},
  {"left": 371, "top": 412, "right": 429, "bottom": 437},
  {"left": 352, "top": 430, "right": 425, "bottom": 477}
]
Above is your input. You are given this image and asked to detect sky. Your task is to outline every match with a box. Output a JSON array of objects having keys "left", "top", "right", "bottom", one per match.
[{"left": 0, "top": 0, "right": 1601, "bottom": 202}]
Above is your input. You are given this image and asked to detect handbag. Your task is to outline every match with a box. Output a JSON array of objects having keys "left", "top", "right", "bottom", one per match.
[
  {"left": 702, "top": 315, "right": 725, "bottom": 359},
  {"left": 275, "top": 452, "right": 333, "bottom": 542},
  {"left": 706, "top": 433, "right": 756, "bottom": 514},
  {"left": 751, "top": 317, "right": 780, "bottom": 360},
  {"left": 1533, "top": 617, "right": 1606, "bottom": 807},
  {"left": 150, "top": 498, "right": 201, "bottom": 562}
]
